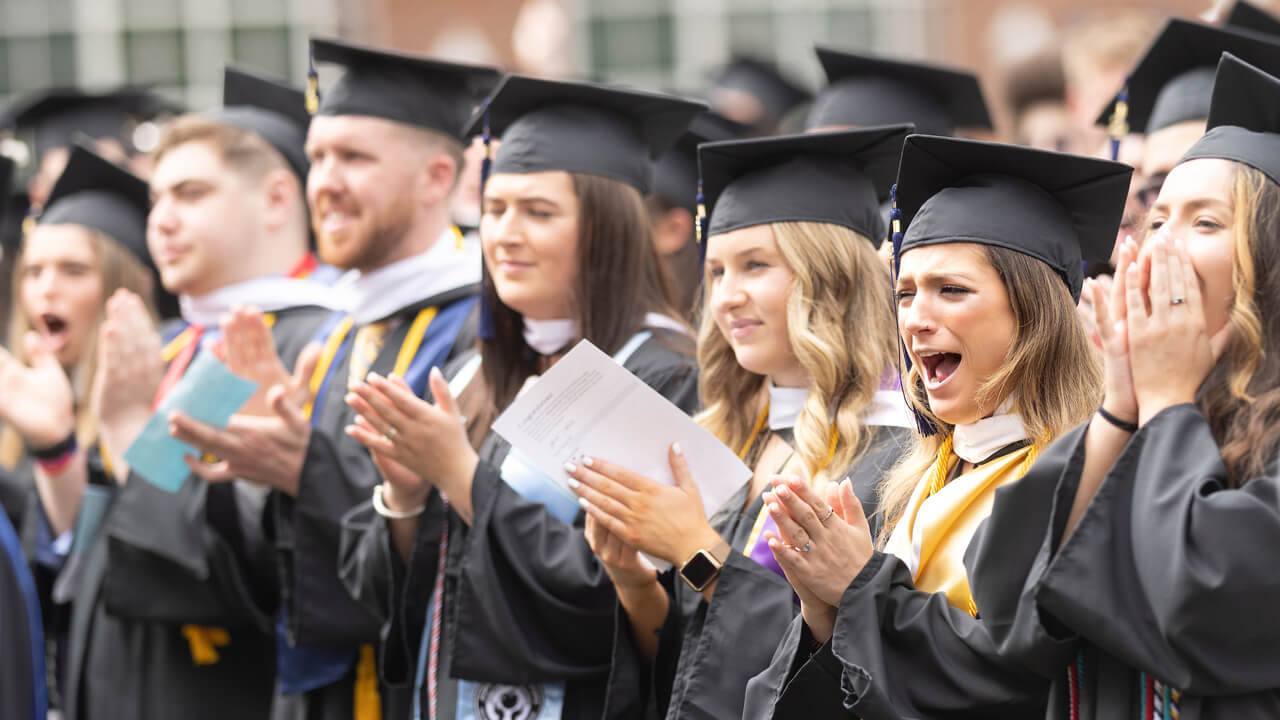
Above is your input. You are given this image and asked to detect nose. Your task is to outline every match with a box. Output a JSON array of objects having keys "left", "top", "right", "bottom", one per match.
[
  {"left": 899, "top": 293, "right": 935, "bottom": 338},
  {"left": 710, "top": 268, "right": 747, "bottom": 317},
  {"left": 148, "top": 194, "right": 178, "bottom": 236},
  {"left": 307, "top": 154, "right": 344, "bottom": 205}
]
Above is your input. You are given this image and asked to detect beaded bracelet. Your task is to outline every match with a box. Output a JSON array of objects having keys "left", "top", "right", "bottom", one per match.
[{"left": 31, "top": 432, "right": 78, "bottom": 474}]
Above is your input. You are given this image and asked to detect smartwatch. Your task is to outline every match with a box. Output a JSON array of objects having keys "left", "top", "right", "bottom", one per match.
[{"left": 679, "top": 547, "right": 723, "bottom": 592}]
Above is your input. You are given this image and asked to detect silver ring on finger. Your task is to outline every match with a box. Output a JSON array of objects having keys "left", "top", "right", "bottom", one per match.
[
  {"left": 820, "top": 506, "right": 835, "bottom": 525},
  {"left": 796, "top": 543, "right": 811, "bottom": 553},
  {"left": 384, "top": 426, "right": 398, "bottom": 441},
  {"left": 1170, "top": 296, "right": 1186, "bottom": 306}
]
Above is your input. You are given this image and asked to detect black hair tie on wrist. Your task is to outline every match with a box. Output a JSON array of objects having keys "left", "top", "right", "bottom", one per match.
[
  {"left": 29, "top": 432, "right": 77, "bottom": 461},
  {"left": 1097, "top": 406, "right": 1138, "bottom": 433}
]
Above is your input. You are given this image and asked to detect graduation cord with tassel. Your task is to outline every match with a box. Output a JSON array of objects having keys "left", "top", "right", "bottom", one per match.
[
  {"left": 695, "top": 179, "right": 709, "bottom": 265},
  {"left": 477, "top": 103, "right": 496, "bottom": 341},
  {"left": 305, "top": 49, "right": 321, "bottom": 116},
  {"left": 1106, "top": 87, "right": 1129, "bottom": 163},
  {"left": 889, "top": 184, "right": 937, "bottom": 437}
]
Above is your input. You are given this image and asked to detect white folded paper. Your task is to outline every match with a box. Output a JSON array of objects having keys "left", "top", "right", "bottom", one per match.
[{"left": 492, "top": 340, "right": 751, "bottom": 519}]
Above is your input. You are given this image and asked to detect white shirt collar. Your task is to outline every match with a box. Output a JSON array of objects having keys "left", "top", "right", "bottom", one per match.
[
  {"left": 334, "top": 228, "right": 481, "bottom": 325},
  {"left": 863, "top": 389, "right": 915, "bottom": 429},
  {"left": 523, "top": 318, "right": 577, "bottom": 355},
  {"left": 179, "top": 274, "right": 342, "bottom": 328},
  {"left": 767, "top": 384, "right": 810, "bottom": 431},
  {"left": 952, "top": 396, "right": 1028, "bottom": 464}
]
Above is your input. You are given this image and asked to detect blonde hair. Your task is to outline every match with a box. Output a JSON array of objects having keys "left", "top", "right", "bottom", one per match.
[
  {"left": 0, "top": 227, "right": 157, "bottom": 468},
  {"left": 695, "top": 221, "right": 897, "bottom": 486},
  {"left": 877, "top": 245, "right": 1102, "bottom": 541}
]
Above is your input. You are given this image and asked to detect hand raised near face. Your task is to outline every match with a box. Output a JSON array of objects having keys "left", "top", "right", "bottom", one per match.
[{"left": 0, "top": 331, "right": 75, "bottom": 448}]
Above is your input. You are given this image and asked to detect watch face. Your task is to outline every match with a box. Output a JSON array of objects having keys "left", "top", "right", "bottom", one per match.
[{"left": 680, "top": 550, "right": 719, "bottom": 590}]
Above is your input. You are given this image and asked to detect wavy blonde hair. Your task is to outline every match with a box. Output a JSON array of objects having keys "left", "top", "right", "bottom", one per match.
[
  {"left": 0, "top": 227, "right": 157, "bottom": 468},
  {"left": 695, "top": 221, "right": 897, "bottom": 486},
  {"left": 877, "top": 245, "right": 1102, "bottom": 542}
]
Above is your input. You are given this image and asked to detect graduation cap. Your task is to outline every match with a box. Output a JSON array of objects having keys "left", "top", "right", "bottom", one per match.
[
  {"left": 894, "top": 135, "right": 1132, "bottom": 302},
  {"left": 310, "top": 36, "right": 502, "bottom": 140},
  {"left": 652, "top": 110, "right": 747, "bottom": 213},
  {"left": 707, "top": 56, "right": 812, "bottom": 131},
  {"left": 1097, "top": 18, "right": 1280, "bottom": 135},
  {"left": 465, "top": 75, "right": 708, "bottom": 194},
  {"left": 807, "top": 46, "right": 992, "bottom": 136},
  {"left": 2, "top": 87, "right": 181, "bottom": 159},
  {"left": 37, "top": 144, "right": 152, "bottom": 268},
  {"left": 699, "top": 125, "right": 912, "bottom": 247},
  {"left": 1225, "top": 1, "right": 1280, "bottom": 38},
  {"left": 1181, "top": 53, "right": 1280, "bottom": 186},
  {"left": 205, "top": 65, "right": 310, "bottom": 181}
]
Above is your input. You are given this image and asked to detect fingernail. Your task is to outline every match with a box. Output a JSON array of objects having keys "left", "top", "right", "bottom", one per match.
[
  {"left": 566, "top": 476, "right": 579, "bottom": 490},
  {"left": 768, "top": 502, "right": 781, "bottom": 514},
  {"left": 578, "top": 497, "right": 591, "bottom": 510},
  {"left": 776, "top": 486, "right": 790, "bottom": 498},
  {"left": 563, "top": 461, "right": 577, "bottom": 474},
  {"left": 672, "top": 442, "right": 683, "bottom": 456},
  {"left": 582, "top": 456, "right": 594, "bottom": 467}
]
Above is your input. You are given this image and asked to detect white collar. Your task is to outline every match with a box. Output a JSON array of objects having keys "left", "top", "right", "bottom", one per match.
[
  {"left": 179, "top": 274, "right": 342, "bottom": 328},
  {"left": 952, "top": 396, "right": 1028, "bottom": 464},
  {"left": 863, "top": 389, "right": 915, "bottom": 429},
  {"left": 767, "top": 383, "right": 810, "bottom": 431},
  {"left": 334, "top": 228, "right": 481, "bottom": 325},
  {"left": 523, "top": 318, "right": 577, "bottom": 355}
]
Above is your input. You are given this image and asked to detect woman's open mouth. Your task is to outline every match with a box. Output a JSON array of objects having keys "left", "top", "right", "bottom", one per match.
[{"left": 918, "top": 350, "right": 961, "bottom": 387}]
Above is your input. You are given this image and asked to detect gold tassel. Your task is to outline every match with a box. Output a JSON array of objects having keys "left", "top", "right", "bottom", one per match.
[
  {"left": 353, "top": 644, "right": 382, "bottom": 720},
  {"left": 182, "top": 625, "right": 230, "bottom": 665}
]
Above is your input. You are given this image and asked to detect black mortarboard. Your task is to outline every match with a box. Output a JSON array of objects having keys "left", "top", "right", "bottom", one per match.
[
  {"left": 894, "top": 135, "right": 1132, "bottom": 302},
  {"left": 1098, "top": 18, "right": 1280, "bottom": 134},
  {"left": 807, "top": 46, "right": 992, "bottom": 136},
  {"left": 3, "top": 87, "right": 181, "bottom": 159},
  {"left": 707, "top": 57, "right": 812, "bottom": 131},
  {"left": 205, "top": 65, "right": 310, "bottom": 181},
  {"left": 1181, "top": 53, "right": 1280, "bottom": 186},
  {"left": 1226, "top": 1, "right": 1280, "bottom": 38},
  {"left": 310, "top": 37, "right": 502, "bottom": 140},
  {"left": 699, "top": 125, "right": 912, "bottom": 247},
  {"left": 652, "top": 111, "right": 746, "bottom": 213},
  {"left": 38, "top": 144, "right": 151, "bottom": 268},
  {"left": 466, "top": 75, "right": 708, "bottom": 194}
]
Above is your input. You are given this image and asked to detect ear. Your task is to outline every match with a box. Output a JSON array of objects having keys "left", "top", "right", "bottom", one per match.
[
  {"left": 652, "top": 207, "right": 694, "bottom": 257},
  {"left": 419, "top": 151, "right": 460, "bottom": 209},
  {"left": 261, "top": 168, "right": 301, "bottom": 233}
]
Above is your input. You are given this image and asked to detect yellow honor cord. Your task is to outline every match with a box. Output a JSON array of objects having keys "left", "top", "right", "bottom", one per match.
[
  {"left": 391, "top": 307, "right": 438, "bottom": 378},
  {"left": 301, "top": 317, "right": 355, "bottom": 421}
]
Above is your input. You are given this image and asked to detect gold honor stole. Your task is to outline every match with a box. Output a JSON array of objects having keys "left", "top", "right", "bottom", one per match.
[{"left": 884, "top": 439, "right": 1038, "bottom": 616}]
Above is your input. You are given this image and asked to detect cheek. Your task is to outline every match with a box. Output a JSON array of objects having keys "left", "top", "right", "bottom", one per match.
[
  {"left": 1187, "top": 239, "right": 1234, "bottom": 302},
  {"left": 536, "top": 220, "right": 579, "bottom": 283}
]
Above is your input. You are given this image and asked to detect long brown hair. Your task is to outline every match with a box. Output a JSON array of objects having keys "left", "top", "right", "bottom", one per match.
[
  {"left": 0, "top": 226, "right": 157, "bottom": 468},
  {"left": 878, "top": 245, "right": 1102, "bottom": 540},
  {"left": 477, "top": 172, "right": 686, "bottom": 415},
  {"left": 1198, "top": 164, "right": 1280, "bottom": 486},
  {"left": 695, "top": 221, "right": 897, "bottom": 483}
]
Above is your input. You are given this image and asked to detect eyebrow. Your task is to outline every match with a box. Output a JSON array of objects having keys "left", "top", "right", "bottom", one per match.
[
  {"left": 483, "top": 194, "right": 561, "bottom": 206},
  {"left": 898, "top": 270, "right": 977, "bottom": 286},
  {"left": 1151, "top": 197, "right": 1231, "bottom": 215}
]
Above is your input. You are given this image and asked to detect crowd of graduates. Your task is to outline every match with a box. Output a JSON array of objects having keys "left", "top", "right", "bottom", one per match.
[{"left": 2, "top": 2, "right": 1280, "bottom": 719}]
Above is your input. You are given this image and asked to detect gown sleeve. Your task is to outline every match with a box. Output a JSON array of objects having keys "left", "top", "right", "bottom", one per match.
[{"left": 1035, "top": 403, "right": 1280, "bottom": 695}]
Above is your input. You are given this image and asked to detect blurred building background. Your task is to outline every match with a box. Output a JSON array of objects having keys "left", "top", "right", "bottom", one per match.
[{"left": 0, "top": 0, "right": 1267, "bottom": 144}]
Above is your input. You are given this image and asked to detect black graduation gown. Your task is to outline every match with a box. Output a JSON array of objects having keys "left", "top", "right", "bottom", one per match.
[
  {"left": 600, "top": 424, "right": 909, "bottom": 720},
  {"left": 59, "top": 305, "right": 330, "bottom": 720},
  {"left": 338, "top": 329, "right": 699, "bottom": 720},
  {"left": 742, "top": 439, "right": 1062, "bottom": 720},
  {"left": 971, "top": 403, "right": 1280, "bottom": 719},
  {"left": 272, "top": 287, "right": 479, "bottom": 720},
  {"left": 0, "top": 456, "right": 32, "bottom": 529}
]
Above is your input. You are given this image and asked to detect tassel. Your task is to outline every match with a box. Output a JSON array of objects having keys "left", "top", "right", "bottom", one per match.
[
  {"left": 889, "top": 184, "right": 937, "bottom": 437},
  {"left": 1106, "top": 87, "right": 1129, "bottom": 162},
  {"left": 305, "top": 48, "right": 321, "bottom": 116},
  {"left": 478, "top": 105, "right": 496, "bottom": 341},
  {"left": 695, "top": 179, "right": 709, "bottom": 268},
  {"left": 182, "top": 624, "right": 230, "bottom": 666}
]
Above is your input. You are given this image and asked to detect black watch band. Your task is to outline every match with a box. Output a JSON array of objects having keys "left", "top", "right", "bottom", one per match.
[{"left": 29, "top": 431, "right": 77, "bottom": 461}]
